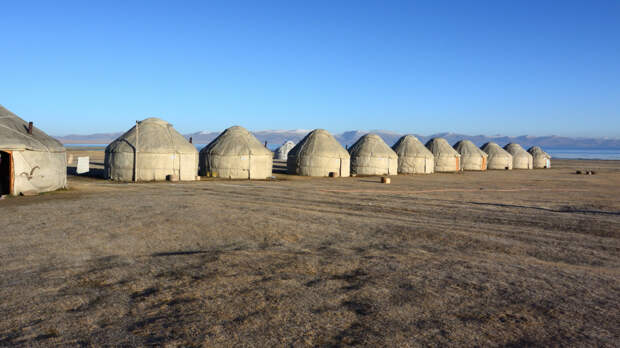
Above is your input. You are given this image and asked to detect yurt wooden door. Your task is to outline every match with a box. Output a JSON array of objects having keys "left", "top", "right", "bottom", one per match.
[{"left": 0, "top": 151, "right": 13, "bottom": 195}]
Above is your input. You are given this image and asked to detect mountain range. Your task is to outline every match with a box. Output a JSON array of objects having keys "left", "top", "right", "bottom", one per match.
[{"left": 54, "top": 130, "right": 620, "bottom": 149}]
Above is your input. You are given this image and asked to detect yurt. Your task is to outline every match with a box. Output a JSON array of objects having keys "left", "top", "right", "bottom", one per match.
[
  {"left": 528, "top": 146, "right": 551, "bottom": 169},
  {"left": 504, "top": 143, "right": 533, "bottom": 169},
  {"left": 453, "top": 140, "right": 488, "bottom": 171},
  {"left": 0, "top": 105, "right": 67, "bottom": 195},
  {"left": 287, "top": 129, "right": 350, "bottom": 177},
  {"left": 425, "top": 138, "right": 461, "bottom": 172},
  {"left": 105, "top": 118, "right": 198, "bottom": 181},
  {"left": 348, "top": 133, "right": 398, "bottom": 175},
  {"left": 391, "top": 135, "right": 434, "bottom": 174},
  {"left": 480, "top": 142, "right": 513, "bottom": 170},
  {"left": 199, "top": 126, "right": 273, "bottom": 179},
  {"left": 274, "top": 141, "right": 295, "bottom": 160}
]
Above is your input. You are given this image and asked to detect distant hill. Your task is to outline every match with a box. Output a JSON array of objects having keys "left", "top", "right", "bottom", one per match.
[
  {"left": 55, "top": 130, "right": 620, "bottom": 149},
  {"left": 55, "top": 132, "right": 123, "bottom": 144}
]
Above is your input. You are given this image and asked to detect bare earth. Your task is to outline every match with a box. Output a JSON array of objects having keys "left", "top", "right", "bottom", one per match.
[{"left": 1, "top": 154, "right": 619, "bottom": 347}]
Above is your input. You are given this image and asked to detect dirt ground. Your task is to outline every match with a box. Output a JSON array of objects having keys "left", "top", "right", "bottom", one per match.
[{"left": 1, "top": 155, "right": 619, "bottom": 347}]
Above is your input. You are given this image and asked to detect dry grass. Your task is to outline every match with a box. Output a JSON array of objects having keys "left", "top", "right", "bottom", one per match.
[{"left": 0, "top": 158, "right": 619, "bottom": 346}]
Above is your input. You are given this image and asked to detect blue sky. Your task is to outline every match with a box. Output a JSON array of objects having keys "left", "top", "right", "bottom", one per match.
[{"left": 1, "top": 0, "right": 619, "bottom": 137}]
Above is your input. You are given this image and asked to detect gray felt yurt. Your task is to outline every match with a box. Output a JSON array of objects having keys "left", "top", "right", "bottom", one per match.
[
  {"left": 528, "top": 146, "right": 551, "bottom": 169},
  {"left": 274, "top": 140, "right": 295, "bottom": 161},
  {"left": 199, "top": 126, "right": 273, "bottom": 179},
  {"left": 0, "top": 105, "right": 67, "bottom": 196},
  {"left": 453, "top": 140, "right": 488, "bottom": 171},
  {"left": 504, "top": 143, "right": 533, "bottom": 169},
  {"left": 348, "top": 133, "right": 398, "bottom": 175},
  {"left": 105, "top": 118, "right": 198, "bottom": 181},
  {"left": 480, "top": 142, "right": 513, "bottom": 170},
  {"left": 425, "top": 138, "right": 461, "bottom": 172},
  {"left": 391, "top": 135, "right": 434, "bottom": 174},
  {"left": 287, "top": 129, "right": 350, "bottom": 177}
]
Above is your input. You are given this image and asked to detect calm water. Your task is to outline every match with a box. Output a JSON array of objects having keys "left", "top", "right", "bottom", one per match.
[
  {"left": 545, "top": 148, "right": 620, "bottom": 160},
  {"left": 65, "top": 144, "right": 620, "bottom": 160}
]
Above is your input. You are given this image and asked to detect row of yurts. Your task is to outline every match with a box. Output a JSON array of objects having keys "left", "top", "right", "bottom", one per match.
[{"left": 0, "top": 107, "right": 551, "bottom": 195}]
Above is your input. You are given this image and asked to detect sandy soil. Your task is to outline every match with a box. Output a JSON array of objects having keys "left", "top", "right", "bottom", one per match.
[{"left": 0, "top": 157, "right": 619, "bottom": 346}]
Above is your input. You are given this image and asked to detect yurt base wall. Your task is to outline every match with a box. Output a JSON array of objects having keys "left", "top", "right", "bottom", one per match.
[
  {"left": 513, "top": 158, "right": 533, "bottom": 170},
  {"left": 397, "top": 157, "right": 434, "bottom": 174},
  {"left": 487, "top": 158, "right": 513, "bottom": 170},
  {"left": 533, "top": 158, "right": 545, "bottom": 168},
  {"left": 350, "top": 156, "right": 398, "bottom": 176},
  {"left": 434, "top": 156, "right": 460, "bottom": 172},
  {"left": 179, "top": 153, "right": 199, "bottom": 181},
  {"left": 11, "top": 150, "right": 67, "bottom": 195},
  {"left": 461, "top": 156, "right": 487, "bottom": 171},
  {"left": 289, "top": 156, "right": 350, "bottom": 177},
  {"left": 106, "top": 152, "right": 197, "bottom": 181},
  {"left": 204, "top": 155, "right": 273, "bottom": 179},
  {"left": 532, "top": 158, "right": 550, "bottom": 169}
]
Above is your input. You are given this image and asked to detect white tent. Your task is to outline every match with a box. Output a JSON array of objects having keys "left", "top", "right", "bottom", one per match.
[
  {"left": 425, "top": 138, "right": 461, "bottom": 172},
  {"left": 453, "top": 140, "right": 488, "bottom": 171},
  {"left": 273, "top": 141, "right": 296, "bottom": 160},
  {"left": 105, "top": 118, "right": 198, "bottom": 181},
  {"left": 528, "top": 146, "right": 551, "bottom": 169},
  {"left": 0, "top": 105, "right": 67, "bottom": 195},
  {"left": 480, "top": 142, "right": 513, "bottom": 170},
  {"left": 391, "top": 135, "right": 434, "bottom": 174},
  {"left": 199, "top": 126, "right": 273, "bottom": 179},
  {"left": 348, "top": 133, "right": 398, "bottom": 175},
  {"left": 287, "top": 129, "right": 350, "bottom": 177},
  {"left": 504, "top": 143, "right": 533, "bottom": 169}
]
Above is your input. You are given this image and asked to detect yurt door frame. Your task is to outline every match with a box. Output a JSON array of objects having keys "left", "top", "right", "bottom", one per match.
[
  {"left": 0, "top": 150, "right": 14, "bottom": 195},
  {"left": 248, "top": 155, "right": 252, "bottom": 179},
  {"left": 172, "top": 153, "right": 180, "bottom": 178}
]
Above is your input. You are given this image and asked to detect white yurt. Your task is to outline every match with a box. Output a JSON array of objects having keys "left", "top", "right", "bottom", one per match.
[
  {"left": 0, "top": 105, "right": 67, "bottom": 195},
  {"left": 391, "top": 135, "right": 434, "bottom": 174},
  {"left": 105, "top": 118, "right": 198, "bottom": 181},
  {"left": 199, "top": 126, "right": 273, "bottom": 179},
  {"left": 528, "top": 146, "right": 551, "bottom": 169},
  {"left": 287, "top": 129, "right": 350, "bottom": 177},
  {"left": 425, "top": 138, "right": 461, "bottom": 172},
  {"left": 480, "top": 142, "right": 513, "bottom": 170},
  {"left": 504, "top": 143, "right": 533, "bottom": 169},
  {"left": 348, "top": 133, "right": 398, "bottom": 175},
  {"left": 453, "top": 140, "right": 488, "bottom": 171},
  {"left": 273, "top": 140, "right": 296, "bottom": 161}
]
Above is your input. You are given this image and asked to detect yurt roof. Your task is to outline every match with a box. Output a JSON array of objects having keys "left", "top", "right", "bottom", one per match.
[
  {"left": 425, "top": 137, "right": 460, "bottom": 157},
  {"left": 277, "top": 140, "right": 295, "bottom": 150},
  {"left": 504, "top": 143, "right": 530, "bottom": 156},
  {"left": 288, "top": 129, "right": 349, "bottom": 159},
  {"left": 201, "top": 126, "right": 271, "bottom": 156},
  {"left": 392, "top": 135, "right": 434, "bottom": 158},
  {"left": 348, "top": 133, "right": 397, "bottom": 158},
  {"left": 481, "top": 142, "right": 512, "bottom": 157},
  {"left": 454, "top": 140, "right": 487, "bottom": 157},
  {"left": 527, "top": 146, "right": 551, "bottom": 158},
  {"left": 0, "top": 105, "right": 65, "bottom": 152},
  {"left": 106, "top": 117, "right": 197, "bottom": 154}
]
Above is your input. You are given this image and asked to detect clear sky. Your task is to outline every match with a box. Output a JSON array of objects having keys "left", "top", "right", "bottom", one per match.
[{"left": 1, "top": 0, "right": 619, "bottom": 137}]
